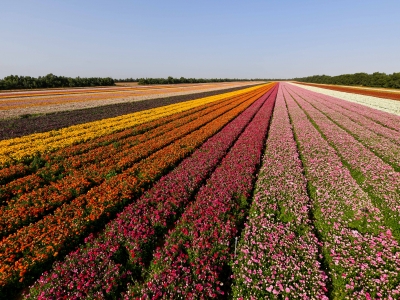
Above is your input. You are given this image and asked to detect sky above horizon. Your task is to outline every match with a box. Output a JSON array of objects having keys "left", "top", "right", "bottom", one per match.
[{"left": 1, "top": 0, "right": 399, "bottom": 79}]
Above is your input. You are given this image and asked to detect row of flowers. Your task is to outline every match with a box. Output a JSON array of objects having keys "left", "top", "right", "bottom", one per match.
[
  {"left": 0, "top": 85, "right": 273, "bottom": 295},
  {"left": 132, "top": 85, "right": 277, "bottom": 299},
  {"left": 0, "top": 84, "right": 264, "bottom": 166},
  {"left": 23, "top": 83, "right": 277, "bottom": 300},
  {"left": 287, "top": 85, "right": 400, "bottom": 240},
  {"left": 0, "top": 90, "right": 259, "bottom": 238},
  {"left": 283, "top": 83, "right": 400, "bottom": 299},
  {"left": 292, "top": 82, "right": 400, "bottom": 120},
  {"left": 0, "top": 85, "right": 258, "bottom": 141},
  {"left": 309, "top": 92, "right": 400, "bottom": 145},
  {"left": 295, "top": 85, "right": 400, "bottom": 154},
  {"left": 0, "top": 94, "right": 235, "bottom": 188},
  {"left": 295, "top": 82, "right": 400, "bottom": 101},
  {"left": 296, "top": 88, "right": 400, "bottom": 171},
  {"left": 231, "top": 87, "right": 329, "bottom": 299}
]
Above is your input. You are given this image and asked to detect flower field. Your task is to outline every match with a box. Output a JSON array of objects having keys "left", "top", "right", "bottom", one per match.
[
  {"left": 293, "top": 82, "right": 400, "bottom": 116},
  {"left": 295, "top": 82, "right": 400, "bottom": 101},
  {"left": 0, "top": 82, "right": 262, "bottom": 120},
  {"left": 0, "top": 81, "right": 400, "bottom": 299}
]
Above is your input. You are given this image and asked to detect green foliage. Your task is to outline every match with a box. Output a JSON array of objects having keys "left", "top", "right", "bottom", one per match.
[
  {"left": 0, "top": 73, "right": 115, "bottom": 90},
  {"left": 294, "top": 72, "right": 400, "bottom": 89},
  {"left": 137, "top": 76, "right": 259, "bottom": 85},
  {"left": 0, "top": 74, "right": 270, "bottom": 89}
]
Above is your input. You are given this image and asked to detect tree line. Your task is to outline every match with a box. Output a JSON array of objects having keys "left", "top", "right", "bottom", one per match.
[
  {"left": 293, "top": 72, "right": 400, "bottom": 89},
  {"left": 135, "top": 76, "right": 260, "bottom": 85},
  {"left": 0, "top": 74, "right": 269, "bottom": 90},
  {"left": 0, "top": 74, "right": 115, "bottom": 90}
]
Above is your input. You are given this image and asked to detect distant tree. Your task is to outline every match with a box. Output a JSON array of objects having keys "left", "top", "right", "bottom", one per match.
[
  {"left": 0, "top": 74, "right": 115, "bottom": 90},
  {"left": 293, "top": 72, "right": 400, "bottom": 89}
]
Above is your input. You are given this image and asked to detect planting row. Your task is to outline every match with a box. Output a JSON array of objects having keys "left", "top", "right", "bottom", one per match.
[
  {"left": 0, "top": 84, "right": 264, "bottom": 166},
  {"left": 0, "top": 86, "right": 271, "bottom": 238},
  {"left": 0, "top": 84, "right": 258, "bottom": 140},
  {"left": 293, "top": 82, "right": 400, "bottom": 116},
  {"left": 133, "top": 84, "right": 277, "bottom": 299},
  {"left": 282, "top": 82, "right": 400, "bottom": 298},
  {"left": 287, "top": 83, "right": 400, "bottom": 246},
  {"left": 295, "top": 82, "right": 400, "bottom": 101},
  {"left": 231, "top": 88, "right": 328, "bottom": 299},
  {"left": 287, "top": 85, "right": 400, "bottom": 171},
  {"left": 0, "top": 84, "right": 276, "bottom": 295},
  {"left": 24, "top": 84, "right": 278, "bottom": 300},
  {"left": 4, "top": 81, "right": 399, "bottom": 298}
]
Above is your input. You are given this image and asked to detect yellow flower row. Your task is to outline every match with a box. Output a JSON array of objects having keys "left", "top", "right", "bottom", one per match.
[{"left": 0, "top": 84, "right": 269, "bottom": 166}]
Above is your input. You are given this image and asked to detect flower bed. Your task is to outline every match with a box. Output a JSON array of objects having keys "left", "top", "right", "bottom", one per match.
[
  {"left": 23, "top": 83, "right": 277, "bottom": 300},
  {"left": 231, "top": 87, "right": 328, "bottom": 299},
  {"left": 283, "top": 83, "right": 400, "bottom": 298}
]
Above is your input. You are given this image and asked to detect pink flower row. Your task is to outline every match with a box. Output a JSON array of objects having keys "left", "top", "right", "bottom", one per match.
[
  {"left": 291, "top": 86, "right": 400, "bottom": 170},
  {"left": 311, "top": 88, "right": 400, "bottom": 133},
  {"left": 286, "top": 85, "right": 400, "bottom": 239},
  {"left": 24, "top": 85, "right": 277, "bottom": 299},
  {"left": 283, "top": 83, "right": 400, "bottom": 299},
  {"left": 310, "top": 92, "right": 400, "bottom": 145},
  {"left": 231, "top": 88, "right": 329, "bottom": 299},
  {"left": 132, "top": 86, "right": 277, "bottom": 299}
]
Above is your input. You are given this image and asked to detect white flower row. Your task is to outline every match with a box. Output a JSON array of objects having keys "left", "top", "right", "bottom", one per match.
[{"left": 288, "top": 82, "right": 400, "bottom": 116}]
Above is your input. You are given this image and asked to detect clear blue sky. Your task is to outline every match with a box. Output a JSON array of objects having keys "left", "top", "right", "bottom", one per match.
[{"left": 1, "top": 0, "right": 399, "bottom": 79}]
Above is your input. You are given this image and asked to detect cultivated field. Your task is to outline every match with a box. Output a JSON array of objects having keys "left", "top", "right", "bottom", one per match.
[
  {"left": 0, "top": 82, "right": 399, "bottom": 299},
  {"left": 291, "top": 82, "right": 400, "bottom": 116},
  {"left": 294, "top": 82, "right": 400, "bottom": 101},
  {"left": 0, "top": 81, "right": 263, "bottom": 119}
]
